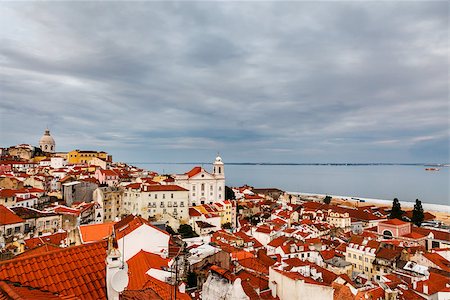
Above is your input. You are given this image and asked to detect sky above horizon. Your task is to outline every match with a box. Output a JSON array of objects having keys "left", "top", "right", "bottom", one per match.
[{"left": 0, "top": 2, "right": 448, "bottom": 164}]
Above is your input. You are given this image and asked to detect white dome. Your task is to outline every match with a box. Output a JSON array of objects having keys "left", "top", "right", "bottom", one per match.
[
  {"left": 39, "top": 129, "right": 55, "bottom": 152},
  {"left": 215, "top": 156, "right": 223, "bottom": 163}
]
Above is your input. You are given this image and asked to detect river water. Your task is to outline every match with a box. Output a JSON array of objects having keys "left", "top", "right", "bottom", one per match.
[{"left": 133, "top": 163, "right": 449, "bottom": 206}]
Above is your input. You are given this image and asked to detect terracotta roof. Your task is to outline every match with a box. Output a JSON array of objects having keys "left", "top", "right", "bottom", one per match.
[
  {"left": 127, "top": 250, "right": 170, "bottom": 290},
  {"left": 186, "top": 167, "right": 202, "bottom": 178},
  {"left": 144, "top": 185, "right": 188, "bottom": 192},
  {"left": 0, "top": 189, "right": 17, "bottom": 198},
  {"left": 0, "top": 281, "right": 79, "bottom": 300},
  {"left": 423, "top": 252, "right": 450, "bottom": 272},
  {"left": 382, "top": 218, "right": 409, "bottom": 226},
  {"left": 18, "top": 243, "right": 62, "bottom": 258},
  {"left": 24, "top": 232, "right": 68, "bottom": 249},
  {"left": 189, "top": 208, "right": 202, "bottom": 217},
  {"left": 114, "top": 215, "right": 169, "bottom": 241},
  {"left": 238, "top": 258, "right": 269, "bottom": 274},
  {"left": 414, "top": 272, "right": 450, "bottom": 295},
  {"left": 11, "top": 207, "right": 58, "bottom": 219},
  {"left": 0, "top": 205, "right": 24, "bottom": 226},
  {"left": 79, "top": 222, "right": 116, "bottom": 244},
  {"left": 0, "top": 241, "right": 107, "bottom": 299}
]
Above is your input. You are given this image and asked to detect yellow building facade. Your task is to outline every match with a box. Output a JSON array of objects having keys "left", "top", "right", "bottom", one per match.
[{"left": 67, "top": 150, "right": 111, "bottom": 164}]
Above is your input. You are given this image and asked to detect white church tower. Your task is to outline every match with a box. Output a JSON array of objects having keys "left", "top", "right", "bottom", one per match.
[{"left": 213, "top": 155, "right": 225, "bottom": 179}]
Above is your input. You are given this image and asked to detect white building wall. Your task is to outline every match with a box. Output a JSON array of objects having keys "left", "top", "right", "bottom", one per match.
[{"left": 117, "top": 225, "right": 170, "bottom": 261}]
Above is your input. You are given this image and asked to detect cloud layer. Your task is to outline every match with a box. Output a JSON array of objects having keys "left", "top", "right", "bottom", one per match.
[{"left": 0, "top": 2, "right": 448, "bottom": 163}]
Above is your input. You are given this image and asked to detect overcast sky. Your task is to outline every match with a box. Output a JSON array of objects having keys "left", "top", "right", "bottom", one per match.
[{"left": 0, "top": 1, "right": 448, "bottom": 163}]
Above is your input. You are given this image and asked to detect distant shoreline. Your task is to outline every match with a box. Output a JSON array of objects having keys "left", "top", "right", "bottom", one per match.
[
  {"left": 289, "top": 191, "right": 450, "bottom": 213},
  {"left": 129, "top": 162, "right": 449, "bottom": 167}
]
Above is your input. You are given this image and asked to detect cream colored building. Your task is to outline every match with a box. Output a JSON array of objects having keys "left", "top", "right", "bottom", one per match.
[
  {"left": 174, "top": 156, "right": 225, "bottom": 206},
  {"left": 327, "top": 211, "right": 351, "bottom": 229},
  {"left": 345, "top": 237, "right": 380, "bottom": 280},
  {"left": 121, "top": 183, "right": 189, "bottom": 223}
]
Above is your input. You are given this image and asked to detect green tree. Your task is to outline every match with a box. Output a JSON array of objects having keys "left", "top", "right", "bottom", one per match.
[
  {"left": 222, "top": 222, "right": 232, "bottom": 229},
  {"left": 389, "top": 198, "right": 403, "bottom": 219},
  {"left": 165, "top": 225, "right": 177, "bottom": 235},
  {"left": 225, "top": 186, "right": 236, "bottom": 200},
  {"left": 323, "top": 195, "right": 332, "bottom": 204},
  {"left": 177, "top": 224, "right": 198, "bottom": 238},
  {"left": 411, "top": 199, "right": 425, "bottom": 227}
]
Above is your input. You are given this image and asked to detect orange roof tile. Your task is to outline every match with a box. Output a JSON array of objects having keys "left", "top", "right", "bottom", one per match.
[
  {"left": 0, "top": 241, "right": 107, "bottom": 299},
  {"left": 24, "top": 232, "right": 68, "bottom": 249},
  {"left": 382, "top": 218, "right": 409, "bottom": 226},
  {"left": 0, "top": 281, "right": 79, "bottom": 300},
  {"left": 127, "top": 250, "right": 170, "bottom": 290},
  {"left": 0, "top": 205, "right": 24, "bottom": 225},
  {"left": 114, "top": 215, "right": 169, "bottom": 241},
  {"left": 186, "top": 167, "right": 202, "bottom": 178},
  {"left": 79, "top": 222, "right": 116, "bottom": 244}
]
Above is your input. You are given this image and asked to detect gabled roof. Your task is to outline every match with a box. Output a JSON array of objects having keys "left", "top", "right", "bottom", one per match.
[
  {"left": 127, "top": 250, "right": 170, "bottom": 290},
  {"left": 0, "top": 241, "right": 107, "bottom": 299},
  {"left": 24, "top": 232, "right": 68, "bottom": 249},
  {"left": 381, "top": 218, "right": 409, "bottom": 226},
  {"left": 144, "top": 185, "right": 188, "bottom": 192},
  {"left": 114, "top": 215, "right": 169, "bottom": 240},
  {"left": 0, "top": 281, "right": 78, "bottom": 300},
  {"left": 79, "top": 222, "right": 116, "bottom": 244},
  {"left": 0, "top": 205, "right": 24, "bottom": 226},
  {"left": 186, "top": 166, "right": 202, "bottom": 178}
]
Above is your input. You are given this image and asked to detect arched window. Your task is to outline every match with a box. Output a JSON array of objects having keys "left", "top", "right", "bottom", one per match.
[
  {"left": 218, "top": 167, "right": 222, "bottom": 174},
  {"left": 45, "top": 145, "right": 48, "bottom": 150},
  {"left": 201, "top": 184, "right": 205, "bottom": 191},
  {"left": 51, "top": 145, "right": 54, "bottom": 151},
  {"left": 383, "top": 230, "right": 393, "bottom": 239}
]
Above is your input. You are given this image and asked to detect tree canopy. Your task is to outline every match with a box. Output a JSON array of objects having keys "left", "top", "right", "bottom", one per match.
[
  {"left": 411, "top": 198, "right": 425, "bottom": 227},
  {"left": 225, "top": 186, "right": 236, "bottom": 200},
  {"left": 389, "top": 198, "right": 403, "bottom": 219},
  {"left": 323, "top": 195, "right": 332, "bottom": 204}
]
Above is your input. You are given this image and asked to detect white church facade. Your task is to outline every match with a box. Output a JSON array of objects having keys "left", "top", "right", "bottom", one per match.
[{"left": 174, "top": 156, "right": 225, "bottom": 207}]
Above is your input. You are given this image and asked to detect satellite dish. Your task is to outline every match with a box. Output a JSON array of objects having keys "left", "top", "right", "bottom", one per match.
[{"left": 111, "top": 270, "right": 129, "bottom": 293}]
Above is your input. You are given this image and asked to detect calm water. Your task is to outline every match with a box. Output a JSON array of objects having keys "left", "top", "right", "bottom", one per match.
[{"left": 133, "top": 163, "right": 449, "bottom": 206}]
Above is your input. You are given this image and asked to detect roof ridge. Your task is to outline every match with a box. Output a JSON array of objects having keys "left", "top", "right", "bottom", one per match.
[{"left": 0, "top": 240, "right": 105, "bottom": 264}]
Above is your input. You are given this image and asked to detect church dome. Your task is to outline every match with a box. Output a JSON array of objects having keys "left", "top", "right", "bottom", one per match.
[
  {"left": 215, "top": 156, "right": 223, "bottom": 163},
  {"left": 39, "top": 129, "right": 55, "bottom": 153}
]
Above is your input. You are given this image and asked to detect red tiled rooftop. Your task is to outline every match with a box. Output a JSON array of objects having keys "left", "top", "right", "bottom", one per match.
[
  {"left": 186, "top": 166, "right": 202, "bottom": 178},
  {"left": 24, "top": 232, "right": 68, "bottom": 249},
  {"left": 127, "top": 250, "right": 170, "bottom": 290},
  {"left": 381, "top": 218, "right": 409, "bottom": 226},
  {"left": 0, "top": 241, "right": 107, "bottom": 299},
  {"left": 79, "top": 222, "right": 116, "bottom": 244},
  {"left": 0, "top": 281, "right": 79, "bottom": 300},
  {"left": 0, "top": 205, "right": 24, "bottom": 226}
]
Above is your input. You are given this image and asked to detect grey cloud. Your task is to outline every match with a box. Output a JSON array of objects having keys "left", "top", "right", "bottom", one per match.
[{"left": 0, "top": 1, "right": 448, "bottom": 163}]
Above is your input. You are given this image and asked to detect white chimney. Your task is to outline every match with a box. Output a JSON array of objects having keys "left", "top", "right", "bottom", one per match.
[
  {"left": 271, "top": 281, "right": 277, "bottom": 298},
  {"left": 423, "top": 283, "right": 428, "bottom": 294},
  {"left": 106, "top": 236, "right": 128, "bottom": 300},
  {"left": 412, "top": 281, "right": 417, "bottom": 289}
]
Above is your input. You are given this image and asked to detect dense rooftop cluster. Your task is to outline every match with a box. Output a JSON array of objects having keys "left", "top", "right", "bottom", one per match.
[{"left": 0, "top": 136, "right": 449, "bottom": 300}]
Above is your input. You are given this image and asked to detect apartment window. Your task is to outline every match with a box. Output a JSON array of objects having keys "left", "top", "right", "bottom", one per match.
[
  {"left": 365, "top": 267, "right": 368, "bottom": 272},
  {"left": 353, "top": 254, "right": 356, "bottom": 259},
  {"left": 163, "top": 194, "right": 165, "bottom": 199},
  {"left": 376, "top": 266, "right": 380, "bottom": 271},
  {"left": 348, "top": 253, "right": 351, "bottom": 258},
  {"left": 14, "top": 226, "right": 20, "bottom": 233},
  {"left": 219, "top": 186, "right": 222, "bottom": 191},
  {"left": 180, "top": 202, "right": 184, "bottom": 207},
  {"left": 155, "top": 194, "right": 158, "bottom": 199},
  {"left": 359, "top": 265, "right": 362, "bottom": 270},
  {"left": 201, "top": 184, "right": 205, "bottom": 191},
  {"left": 359, "top": 256, "right": 362, "bottom": 261},
  {"left": 163, "top": 209, "right": 166, "bottom": 214},
  {"left": 193, "top": 186, "right": 196, "bottom": 191},
  {"left": 365, "top": 258, "right": 368, "bottom": 262},
  {"left": 171, "top": 193, "right": 174, "bottom": 199}
]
